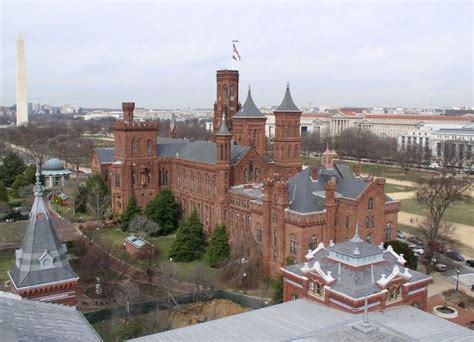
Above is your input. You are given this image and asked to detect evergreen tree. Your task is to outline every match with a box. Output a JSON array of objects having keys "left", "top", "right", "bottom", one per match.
[
  {"left": 145, "top": 188, "right": 179, "bottom": 235},
  {"left": 0, "top": 183, "right": 9, "bottom": 203},
  {"left": 121, "top": 194, "right": 140, "bottom": 231},
  {"left": 73, "top": 185, "right": 88, "bottom": 213},
  {"left": 384, "top": 240, "right": 418, "bottom": 270},
  {"left": 207, "top": 224, "right": 230, "bottom": 268},
  {"left": 271, "top": 276, "right": 284, "bottom": 304},
  {"left": 85, "top": 174, "right": 108, "bottom": 195},
  {"left": 0, "top": 151, "right": 26, "bottom": 187},
  {"left": 169, "top": 209, "right": 205, "bottom": 262}
]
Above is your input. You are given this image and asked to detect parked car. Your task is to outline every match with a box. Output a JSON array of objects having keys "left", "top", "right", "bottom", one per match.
[
  {"left": 435, "top": 263, "right": 447, "bottom": 272},
  {"left": 466, "top": 260, "right": 474, "bottom": 267},
  {"left": 397, "top": 231, "right": 406, "bottom": 239},
  {"left": 446, "top": 250, "right": 465, "bottom": 262},
  {"left": 407, "top": 236, "right": 423, "bottom": 245}
]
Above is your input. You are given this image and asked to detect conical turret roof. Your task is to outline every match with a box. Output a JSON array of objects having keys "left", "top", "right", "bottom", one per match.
[
  {"left": 215, "top": 112, "right": 232, "bottom": 136},
  {"left": 9, "top": 162, "right": 78, "bottom": 289},
  {"left": 234, "top": 87, "right": 265, "bottom": 118},
  {"left": 277, "top": 83, "right": 301, "bottom": 112}
]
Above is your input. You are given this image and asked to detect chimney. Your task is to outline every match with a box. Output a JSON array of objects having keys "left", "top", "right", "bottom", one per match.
[
  {"left": 353, "top": 162, "right": 361, "bottom": 177},
  {"left": 375, "top": 177, "right": 386, "bottom": 192},
  {"left": 311, "top": 166, "right": 318, "bottom": 181},
  {"left": 275, "top": 180, "right": 289, "bottom": 207},
  {"left": 324, "top": 179, "right": 336, "bottom": 207},
  {"left": 122, "top": 102, "right": 135, "bottom": 123}
]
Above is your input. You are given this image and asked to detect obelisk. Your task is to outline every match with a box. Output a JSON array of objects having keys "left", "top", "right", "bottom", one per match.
[{"left": 16, "top": 34, "right": 28, "bottom": 126}]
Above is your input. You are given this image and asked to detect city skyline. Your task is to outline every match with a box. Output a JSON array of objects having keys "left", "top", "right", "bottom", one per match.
[{"left": 1, "top": 1, "right": 473, "bottom": 109}]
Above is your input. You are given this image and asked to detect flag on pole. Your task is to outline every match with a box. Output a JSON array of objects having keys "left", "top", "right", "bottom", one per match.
[{"left": 232, "top": 40, "right": 241, "bottom": 61}]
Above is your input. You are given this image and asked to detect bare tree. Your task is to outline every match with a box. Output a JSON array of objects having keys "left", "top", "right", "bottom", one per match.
[
  {"left": 87, "top": 181, "right": 111, "bottom": 226},
  {"left": 415, "top": 176, "right": 472, "bottom": 273},
  {"left": 129, "top": 214, "right": 161, "bottom": 236}
]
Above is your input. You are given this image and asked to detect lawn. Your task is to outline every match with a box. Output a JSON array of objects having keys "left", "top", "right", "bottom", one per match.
[
  {"left": 385, "top": 184, "right": 414, "bottom": 193},
  {"left": 50, "top": 202, "right": 91, "bottom": 223},
  {"left": 303, "top": 156, "right": 434, "bottom": 182},
  {"left": 400, "top": 198, "right": 474, "bottom": 227},
  {"left": 0, "top": 221, "right": 27, "bottom": 248},
  {"left": 0, "top": 250, "right": 15, "bottom": 288},
  {"left": 94, "top": 228, "right": 215, "bottom": 278}
]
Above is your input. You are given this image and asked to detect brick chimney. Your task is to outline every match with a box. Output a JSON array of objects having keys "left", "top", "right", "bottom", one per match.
[
  {"left": 353, "top": 162, "right": 361, "bottom": 177},
  {"left": 375, "top": 177, "right": 386, "bottom": 193},
  {"left": 311, "top": 166, "right": 318, "bottom": 181},
  {"left": 122, "top": 102, "right": 135, "bottom": 123}
]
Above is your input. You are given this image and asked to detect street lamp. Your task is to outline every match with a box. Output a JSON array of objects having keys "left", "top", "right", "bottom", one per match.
[{"left": 456, "top": 269, "right": 460, "bottom": 292}]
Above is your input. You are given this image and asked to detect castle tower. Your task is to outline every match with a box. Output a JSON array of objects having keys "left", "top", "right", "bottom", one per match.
[
  {"left": 273, "top": 83, "right": 302, "bottom": 178},
  {"left": 214, "top": 112, "right": 232, "bottom": 226},
  {"left": 170, "top": 113, "right": 178, "bottom": 139},
  {"left": 213, "top": 70, "right": 240, "bottom": 135},
  {"left": 111, "top": 102, "right": 160, "bottom": 213},
  {"left": 9, "top": 163, "right": 79, "bottom": 305},
  {"left": 16, "top": 34, "right": 28, "bottom": 126},
  {"left": 232, "top": 87, "right": 267, "bottom": 154}
]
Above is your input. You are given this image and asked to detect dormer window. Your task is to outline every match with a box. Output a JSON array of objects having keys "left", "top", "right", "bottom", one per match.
[{"left": 39, "top": 250, "right": 55, "bottom": 270}]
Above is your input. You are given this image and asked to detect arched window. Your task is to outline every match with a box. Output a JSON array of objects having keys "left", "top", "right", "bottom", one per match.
[
  {"left": 309, "top": 235, "right": 318, "bottom": 250},
  {"left": 131, "top": 166, "right": 136, "bottom": 185},
  {"left": 287, "top": 145, "right": 291, "bottom": 158},
  {"left": 248, "top": 161, "right": 254, "bottom": 181},
  {"left": 384, "top": 222, "right": 392, "bottom": 240},
  {"left": 273, "top": 229, "right": 277, "bottom": 246},
  {"left": 115, "top": 172, "right": 120, "bottom": 187},
  {"left": 370, "top": 215, "right": 375, "bottom": 228},
  {"left": 190, "top": 171, "right": 195, "bottom": 191},
  {"left": 256, "top": 224, "right": 263, "bottom": 242},
  {"left": 206, "top": 174, "right": 211, "bottom": 195},
  {"left": 368, "top": 198, "right": 374, "bottom": 210},
  {"left": 345, "top": 216, "right": 350, "bottom": 229},
  {"left": 290, "top": 234, "right": 297, "bottom": 255},
  {"left": 131, "top": 140, "right": 137, "bottom": 156},
  {"left": 293, "top": 144, "right": 298, "bottom": 158},
  {"left": 220, "top": 144, "right": 224, "bottom": 160},
  {"left": 365, "top": 216, "right": 370, "bottom": 229},
  {"left": 147, "top": 139, "right": 152, "bottom": 155},
  {"left": 197, "top": 173, "right": 202, "bottom": 193}
]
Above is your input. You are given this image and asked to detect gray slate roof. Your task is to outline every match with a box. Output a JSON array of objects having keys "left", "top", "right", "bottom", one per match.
[
  {"left": 0, "top": 291, "right": 100, "bottom": 341},
  {"left": 157, "top": 138, "right": 249, "bottom": 165},
  {"left": 215, "top": 113, "right": 232, "bottom": 136},
  {"left": 287, "top": 165, "right": 370, "bottom": 213},
  {"left": 131, "top": 299, "right": 474, "bottom": 342},
  {"left": 277, "top": 84, "right": 301, "bottom": 112},
  {"left": 9, "top": 179, "right": 78, "bottom": 288},
  {"left": 233, "top": 88, "right": 265, "bottom": 118},
  {"left": 284, "top": 240, "right": 431, "bottom": 299},
  {"left": 95, "top": 147, "right": 114, "bottom": 163}
]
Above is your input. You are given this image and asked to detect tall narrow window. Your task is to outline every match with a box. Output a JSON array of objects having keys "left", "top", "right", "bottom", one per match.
[
  {"left": 115, "top": 172, "right": 120, "bottom": 187},
  {"left": 248, "top": 161, "right": 254, "bottom": 181},
  {"left": 290, "top": 234, "right": 297, "bottom": 255},
  {"left": 190, "top": 171, "right": 195, "bottom": 191},
  {"left": 131, "top": 140, "right": 137, "bottom": 156},
  {"left": 384, "top": 222, "right": 392, "bottom": 240},
  {"left": 368, "top": 198, "right": 374, "bottom": 210},
  {"left": 273, "top": 230, "right": 277, "bottom": 246},
  {"left": 197, "top": 173, "right": 202, "bottom": 193},
  {"left": 309, "top": 236, "right": 318, "bottom": 250},
  {"left": 256, "top": 224, "right": 263, "bottom": 242},
  {"left": 147, "top": 139, "right": 152, "bottom": 155}
]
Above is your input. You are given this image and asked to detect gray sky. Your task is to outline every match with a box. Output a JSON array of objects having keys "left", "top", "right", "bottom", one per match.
[{"left": 1, "top": 0, "right": 472, "bottom": 109}]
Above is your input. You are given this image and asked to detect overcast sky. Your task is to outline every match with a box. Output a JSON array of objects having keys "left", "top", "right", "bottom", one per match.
[{"left": 1, "top": 0, "right": 472, "bottom": 109}]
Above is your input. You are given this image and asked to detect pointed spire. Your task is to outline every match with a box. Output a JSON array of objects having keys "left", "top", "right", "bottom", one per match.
[
  {"left": 215, "top": 112, "right": 232, "bottom": 136},
  {"left": 276, "top": 82, "right": 300, "bottom": 112},
  {"left": 33, "top": 160, "right": 43, "bottom": 197},
  {"left": 234, "top": 85, "right": 264, "bottom": 118},
  {"left": 350, "top": 221, "right": 363, "bottom": 243}
]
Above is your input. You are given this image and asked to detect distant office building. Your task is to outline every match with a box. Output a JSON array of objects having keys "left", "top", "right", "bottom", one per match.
[{"left": 16, "top": 34, "right": 28, "bottom": 126}]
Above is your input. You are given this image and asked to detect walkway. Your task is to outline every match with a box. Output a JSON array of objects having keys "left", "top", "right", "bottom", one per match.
[{"left": 426, "top": 294, "right": 474, "bottom": 328}]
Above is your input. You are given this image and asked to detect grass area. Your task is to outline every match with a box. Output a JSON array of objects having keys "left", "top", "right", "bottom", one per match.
[
  {"left": 94, "top": 228, "right": 215, "bottom": 278},
  {"left": 0, "top": 221, "right": 27, "bottom": 247},
  {"left": 50, "top": 202, "right": 91, "bottom": 223},
  {"left": 303, "top": 156, "right": 435, "bottom": 182},
  {"left": 0, "top": 250, "right": 15, "bottom": 287},
  {"left": 385, "top": 184, "right": 414, "bottom": 193},
  {"left": 400, "top": 198, "right": 474, "bottom": 226}
]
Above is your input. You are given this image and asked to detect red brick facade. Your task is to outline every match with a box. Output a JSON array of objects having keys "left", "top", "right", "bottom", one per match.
[
  {"left": 92, "top": 69, "right": 400, "bottom": 276},
  {"left": 10, "top": 279, "right": 79, "bottom": 306}
]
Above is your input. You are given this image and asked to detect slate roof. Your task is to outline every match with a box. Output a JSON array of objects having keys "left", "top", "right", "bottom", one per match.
[
  {"left": 0, "top": 291, "right": 100, "bottom": 341},
  {"left": 131, "top": 299, "right": 474, "bottom": 342},
  {"left": 233, "top": 88, "right": 265, "bottom": 118},
  {"left": 95, "top": 147, "right": 114, "bottom": 163},
  {"left": 284, "top": 239, "right": 431, "bottom": 299},
  {"left": 215, "top": 113, "right": 232, "bottom": 136},
  {"left": 287, "top": 165, "right": 370, "bottom": 213},
  {"left": 9, "top": 169, "right": 78, "bottom": 289},
  {"left": 276, "top": 84, "right": 301, "bottom": 112},
  {"left": 157, "top": 138, "right": 249, "bottom": 165}
]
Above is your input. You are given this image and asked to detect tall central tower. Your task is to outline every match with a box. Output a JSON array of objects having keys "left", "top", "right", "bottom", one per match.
[
  {"left": 213, "top": 70, "right": 239, "bottom": 135},
  {"left": 16, "top": 34, "right": 28, "bottom": 126}
]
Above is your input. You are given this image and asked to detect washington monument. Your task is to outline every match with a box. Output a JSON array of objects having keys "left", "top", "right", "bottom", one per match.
[{"left": 16, "top": 34, "right": 28, "bottom": 126}]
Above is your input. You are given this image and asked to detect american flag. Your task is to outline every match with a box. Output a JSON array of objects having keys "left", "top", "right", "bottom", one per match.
[{"left": 232, "top": 41, "right": 241, "bottom": 61}]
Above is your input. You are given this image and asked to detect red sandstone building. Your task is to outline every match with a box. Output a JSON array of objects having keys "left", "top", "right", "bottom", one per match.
[
  {"left": 282, "top": 229, "right": 432, "bottom": 311},
  {"left": 92, "top": 69, "right": 401, "bottom": 275},
  {"left": 9, "top": 165, "right": 79, "bottom": 306}
]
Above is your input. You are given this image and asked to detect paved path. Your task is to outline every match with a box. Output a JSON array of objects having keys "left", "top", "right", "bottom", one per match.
[{"left": 386, "top": 191, "right": 415, "bottom": 200}]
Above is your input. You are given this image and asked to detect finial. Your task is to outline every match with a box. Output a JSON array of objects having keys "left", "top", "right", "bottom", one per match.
[
  {"left": 33, "top": 160, "right": 43, "bottom": 197},
  {"left": 362, "top": 296, "right": 369, "bottom": 326},
  {"left": 350, "top": 221, "right": 363, "bottom": 243},
  {"left": 35, "top": 161, "right": 41, "bottom": 186}
]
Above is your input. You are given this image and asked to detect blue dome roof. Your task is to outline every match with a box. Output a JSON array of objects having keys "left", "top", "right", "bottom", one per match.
[{"left": 43, "top": 158, "right": 65, "bottom": 171}]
